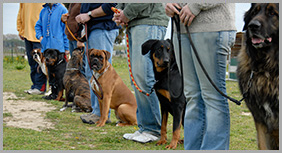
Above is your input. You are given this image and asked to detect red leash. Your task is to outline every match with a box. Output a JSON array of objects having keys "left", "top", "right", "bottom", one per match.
[{"left": 111, "top": 7, "right": 150, "bottom": 96}]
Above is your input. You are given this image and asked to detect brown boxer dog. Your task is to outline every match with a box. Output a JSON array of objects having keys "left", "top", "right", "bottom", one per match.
[
  {"left": 62, "top": 48, "right": 92, "bottom": 112},
  {"left": 88, "top": 49, "right": 137, "bottom": 127}
]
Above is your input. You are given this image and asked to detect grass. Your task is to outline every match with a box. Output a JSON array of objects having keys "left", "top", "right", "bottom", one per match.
[{"left": 2, "top": 56, "right": 257, "bottom": 150}]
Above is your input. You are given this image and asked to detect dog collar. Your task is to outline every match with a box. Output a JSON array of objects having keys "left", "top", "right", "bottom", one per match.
[
  {"left": 66, "top": 68, "right": 80, "bottom": 71},
  {"left": 55, "top": 59, "right": 64, "bottom": 66},
  {"left": 93, "top": 64, "right": 110, "bottom": 80}
]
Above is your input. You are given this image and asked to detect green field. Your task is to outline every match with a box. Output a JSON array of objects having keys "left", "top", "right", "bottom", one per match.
[{"left": 2, "top": 56, "right": 257, "bottom": 150}]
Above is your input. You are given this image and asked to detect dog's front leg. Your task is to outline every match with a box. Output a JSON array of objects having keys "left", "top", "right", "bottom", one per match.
[{"left": 96, "top": 96, "right": 111, "bottom": 127}]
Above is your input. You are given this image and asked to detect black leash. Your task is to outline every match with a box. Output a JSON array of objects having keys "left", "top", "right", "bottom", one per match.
[
  {"left": 172, "top": 13, "right": 244, "bottom": 105},
  {"left": 168, "top": 16, "right": 184, "bottom": 99}
]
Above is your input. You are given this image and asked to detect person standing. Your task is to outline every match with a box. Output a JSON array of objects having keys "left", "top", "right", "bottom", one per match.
[
  {"left": 75, "top": 3, "right": 120, "bottom": 124},
  {"left": 17, "top": 3, "right": 46, "bottom": 95},
  {"left": 35, "top": 3, "right": 69, "bottom": 100},
  {"left": 165, "top": 3, "right": 236, "bottom": 150},
  {"left": 61, "top": 3, "right": 81, "bottom": 56},
  {"left": 112, "top": 3, "right": 169, "bottom": 143}
]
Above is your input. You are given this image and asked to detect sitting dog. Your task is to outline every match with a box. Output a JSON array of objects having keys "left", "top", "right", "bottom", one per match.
[
  {"left": 62, "top": 48, "right": 92, "bottom": 112},
  {"left": 88, "top": 48, "right": 137, "bottom": 127},
  {"left": 31, "top": 48, "right": 48, "bottom": 78},
  {"left": 142, "top": 39, "right": 186, "bottom": 149},
  {"left": 237, "top": 3, "right": 279, "bottom": 150},
  {"left": 43, "top": 48, "right": 67, "bottom": 101}
]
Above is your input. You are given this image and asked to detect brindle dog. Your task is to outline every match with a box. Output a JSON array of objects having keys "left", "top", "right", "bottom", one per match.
[
  {"left": 237, "top": 3, "right": 279, "bottom": 150},
  {"left": 62, "top": 48, "right": 92, "bottom": 112}
]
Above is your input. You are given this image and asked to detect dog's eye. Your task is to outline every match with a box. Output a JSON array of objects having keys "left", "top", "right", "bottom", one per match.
[{"left": 267, "top": 9, "right": 276, "bottom": 16}]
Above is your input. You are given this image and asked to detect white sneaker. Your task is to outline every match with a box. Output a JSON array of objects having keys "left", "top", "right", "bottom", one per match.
[
  {"left": 24, "top": 88, "right": 33, "bottom": 93},
  {"left": 123, "top": 131, "right": 142, "bottom": 140},
  {"left": 132, "top": 132, "right": 160, "bottom": 143},
  {"left": 44, "top": 86, "right": 52, "bottom": 96},
  {"left": 27, "top": 88, "right": 44, "bottom": 95}
]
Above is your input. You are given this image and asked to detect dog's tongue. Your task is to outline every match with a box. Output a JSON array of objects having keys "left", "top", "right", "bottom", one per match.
[
  {"left": 266, "top": 37, "right": 272, "bottom": 43},
  {"left": 252, "top": 38, "right": 264, "bottom": 44},
  {"left": 252, "top": 37, "right": 272, "bottom": 44}
]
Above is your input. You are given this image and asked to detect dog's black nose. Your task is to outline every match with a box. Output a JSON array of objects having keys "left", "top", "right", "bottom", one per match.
[
  {"left": 46, "top": 57, "right": 49, "bottom": 61},
  {"left": 248, "top": 20, "right": 261, "bottom": 30}
]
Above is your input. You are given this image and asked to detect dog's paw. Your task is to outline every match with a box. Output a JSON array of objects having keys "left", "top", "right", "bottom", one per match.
[
  {"left": 156, "top": 139, "right": 167, "bottom": 146},
  {"left": 60, "top": 107, "right": 67, "bottom": 111}
]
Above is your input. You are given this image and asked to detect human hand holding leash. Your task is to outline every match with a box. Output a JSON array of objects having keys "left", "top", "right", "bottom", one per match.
[
  {"left": 165, "top": 3, "right": 181, "bottom": 17},
  {"left": 61, "top": 13, "right": 69, "bottom": 22},
  {"left": 112, "top": 9, "right": 129, "bottom": 26},
  {"left": 75, "top": 13, "right": 90, "bottom": 24},
  {"left": 179, "top": 5, "right": 195, "bottom": 26}
]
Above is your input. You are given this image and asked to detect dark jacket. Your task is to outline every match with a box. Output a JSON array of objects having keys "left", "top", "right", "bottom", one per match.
[{"left": 80, "top": 3, "right": 120, "bottom": 31}]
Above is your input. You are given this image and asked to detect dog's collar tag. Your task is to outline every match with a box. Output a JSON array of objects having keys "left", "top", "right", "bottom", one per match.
[{"left": 66, "top": 68, "right": 79, "bottom": 71}]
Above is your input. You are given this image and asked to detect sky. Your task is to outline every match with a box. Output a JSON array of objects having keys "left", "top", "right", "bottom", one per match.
[{"left": 3, "top": 3, "right": 251, "bottom": 36}]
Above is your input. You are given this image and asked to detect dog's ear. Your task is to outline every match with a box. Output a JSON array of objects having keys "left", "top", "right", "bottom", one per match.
[
  {"left": 53, "top": 49, "right": 64, "bottom": 60},
  {"left": 43, "top": 48, "right": 51, "bottom": 57},
  {"left": 103, "top": 50, "right": 111, "bottom": 61},
  {"left": 165, "top": 39, "right": 171, "bottom": 44},
  {"left": 243, "top": 4, "right": 255, "bottom": 31},
  {"left": 142, "top": 39, "right": 159, "bottom": 55}
]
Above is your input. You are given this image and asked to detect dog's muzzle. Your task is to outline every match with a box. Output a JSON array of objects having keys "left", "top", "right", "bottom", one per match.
[{"left": 248, "top": 20, "right": 273, "bottom": 49}]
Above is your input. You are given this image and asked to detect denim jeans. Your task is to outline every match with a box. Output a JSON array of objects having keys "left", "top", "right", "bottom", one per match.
[
  {"left": 69, "top": 40, "right": 77, "bottom": 56},
  {"left": 84, "top": 29, "right": 119, "bottom": 118},
  {"left": 128, "top": 25, "right": 166, "bottom": 135},
  {"left": 25, "top": 39, "right": 47, "bottom": 91},
  {"left": 173, "top": 31, "right": 236, "bottom": 150}
]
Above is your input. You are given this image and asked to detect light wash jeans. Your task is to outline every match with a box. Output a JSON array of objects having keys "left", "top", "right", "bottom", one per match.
[
  {"left": 84, "top": 29, "right": 119, "bottom": 118},
  {"left": 173, "top": 31, "right": 236, "bottom": 150},
  {"left": 69, "top": 40, "right": 77, "bottom": 56},
  {"left": 128, "top": 25, "right": 166, "bottom": 136}
]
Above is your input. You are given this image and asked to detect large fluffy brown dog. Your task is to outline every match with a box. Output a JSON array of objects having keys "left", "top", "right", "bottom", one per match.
[
  {"left": 88, "top": 49, "right": 137, "bottom": 127},
  {"left": 62, "top": 48, "right": 92, "bottom": 112},
  {"left": 237, "top": 3, "right": 279, "bottom": 150}
]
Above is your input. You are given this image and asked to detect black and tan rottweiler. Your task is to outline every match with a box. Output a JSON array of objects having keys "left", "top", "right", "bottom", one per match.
[
  {"left": 142, "top": 39, "right": 186, "bottom": 149},
  {"left": 237, "top": 3, "right": 279, "bottom": 150},
  {"left": 62, "top": 48, "right": 92, "bottom": 112},
  {"left": 43, "top": 48, "right": 67, "bottom": 101}
]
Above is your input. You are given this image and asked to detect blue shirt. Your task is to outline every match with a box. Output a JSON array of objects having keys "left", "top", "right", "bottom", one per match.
[
  {"left": 80, "top": 3, "right": 120, "bottom": 31},
  {"left": 35, "top": 3, "right": 69, "bottom": 53}
]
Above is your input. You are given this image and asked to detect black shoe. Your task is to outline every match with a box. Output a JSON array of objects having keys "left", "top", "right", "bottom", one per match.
[{"left": 42, "top": 94, "right": 57, "bottom": 100}]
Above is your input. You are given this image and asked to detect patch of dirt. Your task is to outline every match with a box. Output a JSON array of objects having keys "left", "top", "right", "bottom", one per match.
[{"left": 3, "top": 92, "right": 56, "bottom": 131}]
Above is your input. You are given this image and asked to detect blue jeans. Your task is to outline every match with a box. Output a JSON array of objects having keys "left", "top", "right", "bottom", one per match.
[
  {"left": 128, "top": 25, "right": 166, "bottom": 135},
  {"left": 173, "top": 31, "right": 236, "bottom": 150},
  {"left": 69, "top": 40, "right": 77, "bottom": 56},
  {"left": 25, "top": 39, "right": 47, "bottom": 91},
  {"left": 84, "top": 29, "right": 119, "bottom": 118}
]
